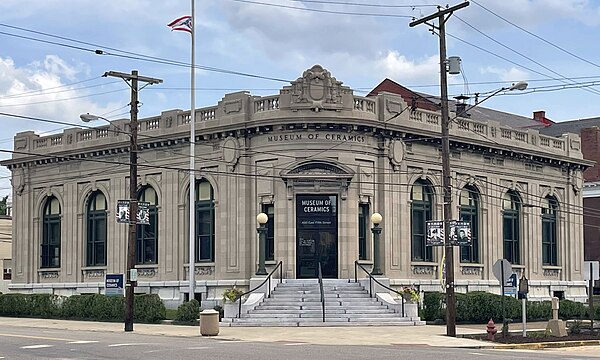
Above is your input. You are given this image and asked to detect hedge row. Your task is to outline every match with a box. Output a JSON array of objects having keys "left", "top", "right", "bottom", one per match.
[
  {"left": 422, "top": 291, "right": 600, "bottom": 323},
  {"left": 0, "top": 293, "right": 166, "bottom": 323}
]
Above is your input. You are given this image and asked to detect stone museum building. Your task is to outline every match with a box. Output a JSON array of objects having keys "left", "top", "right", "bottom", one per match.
[{"left": 1, "top": 65, "right": 591, "bottom": 307}]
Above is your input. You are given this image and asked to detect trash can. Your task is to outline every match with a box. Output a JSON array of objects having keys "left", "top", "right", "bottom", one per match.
[{"left": 200, "top": 309, "right": 219, "bottom": 336}]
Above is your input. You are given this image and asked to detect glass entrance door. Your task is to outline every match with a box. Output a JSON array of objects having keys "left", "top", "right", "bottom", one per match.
[{"left": 296, "top": 195, "right": 338, "bottom": 278}]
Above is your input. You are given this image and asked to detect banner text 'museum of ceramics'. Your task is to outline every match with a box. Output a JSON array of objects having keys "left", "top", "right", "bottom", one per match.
[{"left": 267, "top": 133, "right": 366, "bottom": 143}]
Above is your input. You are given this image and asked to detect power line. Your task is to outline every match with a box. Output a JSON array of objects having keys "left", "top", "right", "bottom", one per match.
[
  {"left": 228, "top": 0, "right": 413, "bottom": 18},
  {"left": 471, "top": 0, "right": 600, "bottom": 70},
  {"left": 0, "top": 77, "right": 103, "bottom": 99},
  {"left": 0, "top": 89, "right": 127, "bottom": 108},
  {"left": 454, "top": 15, "right": 600, "bottom": 97},
  {"left": 284, "top": 0, "right": 437, "bottom": 9}
]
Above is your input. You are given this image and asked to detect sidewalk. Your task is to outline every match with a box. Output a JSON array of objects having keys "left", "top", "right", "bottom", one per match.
[{"left": 0, "top": 317, "right": 549, "bottom": 348}]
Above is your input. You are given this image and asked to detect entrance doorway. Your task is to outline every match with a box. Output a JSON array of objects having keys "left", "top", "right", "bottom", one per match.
[{"left": 296, "top": 195, "right": 338, "bottom": 278}]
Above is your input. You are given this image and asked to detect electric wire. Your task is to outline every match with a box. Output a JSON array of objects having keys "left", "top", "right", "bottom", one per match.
[
  {"left": 471, "top": 0, "right": 600, "bottom": 71},
  {"left": 454, "top": 15, "right": 600, "bottom": 97}
]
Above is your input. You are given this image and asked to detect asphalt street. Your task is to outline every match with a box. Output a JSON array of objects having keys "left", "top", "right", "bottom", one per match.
[{"left": 0, "top": 325, "right": 599, "bottom": 360}]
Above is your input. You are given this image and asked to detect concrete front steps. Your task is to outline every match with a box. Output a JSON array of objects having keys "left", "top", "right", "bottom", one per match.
[{"left": 221, "top": 279, "right": 424, "bottom": 327}]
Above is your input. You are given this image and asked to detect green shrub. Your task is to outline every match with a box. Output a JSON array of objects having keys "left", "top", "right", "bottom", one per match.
[
  {"left": 174, "top": 299, "right": 200, "bottom": 325},
  {"left": 0, "top": 294, "right": 63, "bottom": 318},
  {"left": 422, "top": 292, "right": 445, "bottom": 322},
  {"left": 62, "top": 294, "right": 123, "bottom": 321},
  {"left": 527, "top": 300, "right": 551, "bottom": 321},
  {"left": 421, "top": 291, "right": 592, "bottom": 324},
  {"left": 134, "top": 294, "right": 166, "bottom": 323},
  {"left": 559, "top": 300, "right": 587, "bottom": 319}
]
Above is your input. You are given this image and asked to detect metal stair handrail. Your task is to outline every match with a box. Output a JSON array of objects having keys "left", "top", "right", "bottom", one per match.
[
  {"left": 318, "top": 262, "right": 325, "bottom": 322},
  {"left": 237, "top": 261, "right": 283, "bottom": 318},
  {"left": 354, "top": 260, "right": 404, "bottom": 317}
]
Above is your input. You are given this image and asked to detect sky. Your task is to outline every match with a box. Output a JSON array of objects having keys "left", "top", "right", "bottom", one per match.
[{"left": 1, "top": 0, "right": 600, "bottom": 201}]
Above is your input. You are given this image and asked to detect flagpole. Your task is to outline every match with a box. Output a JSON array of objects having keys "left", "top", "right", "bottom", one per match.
[{"left": 188, "top": 0, "right": 196, "bottom": 302}]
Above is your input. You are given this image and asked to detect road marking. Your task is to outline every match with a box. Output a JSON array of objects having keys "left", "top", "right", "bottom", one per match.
[
  {"left": 67, "top": 340, "right": 99, "bottom": 344},
  {"left": 21, "top": 345, "right": 53, "bottom": 349},
  {"left": 284, "top": 343, "right": 306, "bottom": 346},
  {"left": 187, "top": 347, "right": 211, "bottom": 350},
  {"left": 0, "top": 333, "right": 75, "bottom": 342},
  {"left": 468, "top": 353, "right": 485, "bottom": 356},
  {"left": 108, "top": 343, "right": 146, "bottom": 347}
]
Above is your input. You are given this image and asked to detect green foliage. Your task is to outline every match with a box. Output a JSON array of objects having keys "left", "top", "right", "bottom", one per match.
[
  {"left": 421, "top": 291, "right": 591, "bottom": 324},
  {"left": 400, "top": 286, "right": 420, "bottom": 303},
  {"left": 222, "top": 287, "right": 244, "bottom": 303},
  {"left": 0, "top": 195, "right": 7, "bottom": 216},
  {"left": 62, "top": 294, "right": 123, "bottom": 321},
  {"left": 558, "top": 300, "right": 587, "bottom": 319},
  {"left": 0, "top": 293, "right": 166, "bottom": 323},
  {"left": 134, "top": 294, "right": 166, "bottom": 323},
  {"left": 174, "top": 299, "right": 200, "bottom": 325},
  {"left": 568, "top": 320, "right": 582, "bottom": 334},
  {"left": 422, "top": 292, "right": 445, "bottom": 321},
  {"left": 0, "top": 294, "right": 63, "bottom": 318}
]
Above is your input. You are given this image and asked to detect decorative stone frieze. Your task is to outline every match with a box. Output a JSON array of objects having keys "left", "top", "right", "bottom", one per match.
[
  {"left": 83, "top": 269, "right": 105, "bottom": 278},
  {"left": 195, "top": 266, "right": 214, "bottom": 276},
  {"left": 412, "top": 265, "right": 436, "bottom": 275},
  {"left": 460, "top": 266, "right": 481, "bottom": 276},
  {"left": 138, "top": 268, "right": 157, "bottom": 277}
]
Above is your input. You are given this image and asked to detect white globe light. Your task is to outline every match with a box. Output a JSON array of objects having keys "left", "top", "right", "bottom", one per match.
[
  {"left": 256, "top": 212, "right": 268, "bottom": 224},
  {"left": 371, "top": 212, "right": 382, "bottom": 225}
]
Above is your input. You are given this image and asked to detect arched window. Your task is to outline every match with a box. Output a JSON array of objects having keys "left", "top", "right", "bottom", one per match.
[
  {"left": 196, "top": 179, "right": 215, "bottom": 262},
  {"left": 411, "top": 180, "right": 433, "bottom": 262},
  {"left": 459, "top": 186, "right": 479, "bottom": 263},
  {"left": 137, "top": 186, "right": 158, "bottom": 265},
  {"left": 542, "top": 196, "right": 558, "bottom": 266},
  {"left": 41, "top": 196, "right": 61, "bottom": 268},
  {"left": 86, "top": 191, "right": 107, "bottom": 266},
  {"left": 503, "top": 191, "right": 521, "bottom": 264}
]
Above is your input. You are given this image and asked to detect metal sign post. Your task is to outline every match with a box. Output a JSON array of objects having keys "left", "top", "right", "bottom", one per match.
[{"left": 518, "top": 274, "right": 529, "bottom": 337}]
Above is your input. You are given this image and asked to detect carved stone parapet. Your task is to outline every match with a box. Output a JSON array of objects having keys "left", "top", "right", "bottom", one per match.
[
  {"left": 412, "top": 265, "right": 436, "bottom": 275},
  {"left": 195, "top": 266, "right": 214, "bottom": 276}
]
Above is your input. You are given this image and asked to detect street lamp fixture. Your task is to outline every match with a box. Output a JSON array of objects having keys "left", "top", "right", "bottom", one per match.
[
  {"left": 370, "top": 212, "right": 383, "bottom": 276},
  {"left": 256, "top": 212, "right": 268, "bottom": 276},
  {"left": 79, "top": 113, "right": 126, "bottom": 137}
]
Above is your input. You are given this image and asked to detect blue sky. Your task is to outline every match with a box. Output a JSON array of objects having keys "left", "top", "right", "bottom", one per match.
[{"left": 1, "top": 0, "right": 600, "bottom": 201}]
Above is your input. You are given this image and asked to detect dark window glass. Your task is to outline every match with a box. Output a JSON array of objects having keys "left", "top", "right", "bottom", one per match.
[
  {"left": 86, "top": 192, "right": 107, "bottom": 266},
  {"left": 41, "top": 197, "right": 61, "bottom": 268},
  {"left": 358, "top": 203, "right": 369, "bottom": 260},
  {"left": 502, "top": 191, "right": 520, "bottom": 264},
  {"left": 411, "top": 180, "right": 433, "bottom": 262},
  {"left": 262, "top": 204, "right": 275, "bottom": 261},
  {"left": 459, "top": 187, "right": 479, "bottom": 263},
  {"left": 137, "top": 186, "right": 158, "bottom": 265},
  {"left": 195, "top": 179, "right": 215, "bottom": 262},
  {"left": 542, "top": 197, "right": 558, "bottom": 266}
]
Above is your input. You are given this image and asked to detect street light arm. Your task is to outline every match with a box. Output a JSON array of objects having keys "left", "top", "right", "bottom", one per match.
[
  {"left": 456, "top": 81, "right": 528, "bottom": 119},
  {"left": 79, "top": 113, "right": 130, "bottom": 138}
]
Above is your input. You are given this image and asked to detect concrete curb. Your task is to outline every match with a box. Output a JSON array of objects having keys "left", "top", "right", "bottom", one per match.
[{"left": 487, "top": 339, "right": 600, "bottom": 349}]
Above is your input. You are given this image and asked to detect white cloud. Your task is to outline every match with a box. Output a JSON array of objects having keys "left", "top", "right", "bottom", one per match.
[
  {"left": 373, "top": 51, "right": 439, "bottom": 84},
  {"left": 481, "top": 66, "right": 529, "bottom": 82},
  {"left": 0, "top": 54, "right": 125, "bottom": 146}
]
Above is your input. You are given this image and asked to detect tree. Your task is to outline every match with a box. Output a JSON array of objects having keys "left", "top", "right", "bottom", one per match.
[{"left": 0, "top": 195, "right": 8, "bottom": 216}]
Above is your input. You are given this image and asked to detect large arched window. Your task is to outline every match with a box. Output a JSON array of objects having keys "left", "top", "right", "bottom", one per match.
[
  {"left": 411, "top": 180, "right": 433, "bottom": 262},
  {"left": 459, "top": 186, "right": 479, "bottom": 263},
  {"left": 542, "top": 196, "right": 558, "bottom": 266},
  {"left": 137, "top": 186, "right": 158, "bottom": 265},
  {"left": 86, "top": 191, "right": 107, "bottom": 266},
  {"left": 503, "top": 191, "right": 521, "bottom": 265},
  {"left": 196, "top": 179, "right": 215, "bottom": 262},
  {"left": 41, "top": 196, "right": 61, "bottom": 268}
]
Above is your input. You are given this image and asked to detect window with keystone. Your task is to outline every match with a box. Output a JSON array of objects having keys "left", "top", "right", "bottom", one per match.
[
  {"left": 503, "top": 191, "right": 521, "bottom": 265},
  {"left": 137, "top": 186, "right": 158, "bottom": 265},
  {"left": 195, "top": 179, "right": 215, "bottom": 262},
  {"left": 459, "top": 186, "right": 479, "bottom": 263},
  {"left": 41, "top": 196, "right": 61, "bottom": 268},
  {"left": 86, "top": 191, "right": 107, "bottom": 266},
  {"left": 411, "top": 180, "right": 433, "bottom": 262},
  {"left": 542, "top": 196, "right": 558, "bottom": 266}
]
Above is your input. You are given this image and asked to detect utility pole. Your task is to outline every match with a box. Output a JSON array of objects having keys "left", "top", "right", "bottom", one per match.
[
  {"left": 410, "top": 1, "right": 469, "bottom": 338},
  {"left": 104, "top": 70, "right": 162, "bottom": 332}
]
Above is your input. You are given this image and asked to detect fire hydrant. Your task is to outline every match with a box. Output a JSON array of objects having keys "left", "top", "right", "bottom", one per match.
[{"left": 486, "top": 319, "right": 497, "bottom": 341}]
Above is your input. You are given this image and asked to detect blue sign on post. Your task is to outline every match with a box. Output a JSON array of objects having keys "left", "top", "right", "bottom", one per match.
[
  {"left": 504, "top": 273, "right": 517, "bottom": 297},
  {"left": 105, "top": 273, "right": 125, "bottom": 297}
]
